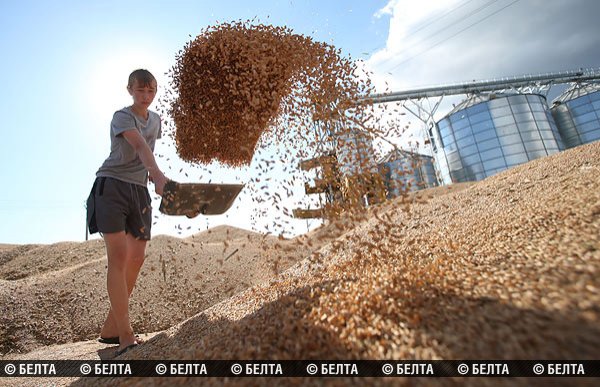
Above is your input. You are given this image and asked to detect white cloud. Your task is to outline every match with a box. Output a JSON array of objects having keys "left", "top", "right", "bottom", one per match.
[
  {"left": 369, "top": 0, "right": 466, "bottom": 88},
  {"left": 368, "top": 0, "right": 600, "bottom": 92},
  {"left": 373, "top": 0, "right": 400, "bottom": 19}
]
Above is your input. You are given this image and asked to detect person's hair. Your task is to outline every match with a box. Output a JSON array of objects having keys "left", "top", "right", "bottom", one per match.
[{"left": 127, "top": 69, "right": 156, "bottom": 88}]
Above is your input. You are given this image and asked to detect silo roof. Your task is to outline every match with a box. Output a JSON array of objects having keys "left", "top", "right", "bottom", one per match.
[
  {"left": 378, "top": 148, "right": 433, "bottom": 164},
  {"left": 552, "top": 83, "right": 600, "bottom": 105},
  {"left": 444, "top": 92, "right": 519, "bottom": 117}
]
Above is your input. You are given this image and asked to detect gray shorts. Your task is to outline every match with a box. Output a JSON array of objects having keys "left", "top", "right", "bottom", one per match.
[{"left": 86, "top": 176, "right": 153, "bottom": 240}]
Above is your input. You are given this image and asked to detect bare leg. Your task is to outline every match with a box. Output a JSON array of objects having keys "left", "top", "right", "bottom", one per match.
[
  {"left": 103, "top": 232, "right": 138, "bottom": 350},
  {"left": 100, "top": 233, "right": 147, "bottom": 341}
]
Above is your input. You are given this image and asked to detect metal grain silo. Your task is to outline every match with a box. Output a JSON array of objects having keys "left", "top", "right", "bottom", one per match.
[
  {"left": 551, "top": 84, "right": 600, "bottom": 148},
  {"left": 378, "top": 149, "right": 438, "bottom": 197},
  {"left": 436, "top": 93, "right": 565, "bottom": 183},
  {"left": 334, "top": 128, "right": 378, "bottom": 177}
]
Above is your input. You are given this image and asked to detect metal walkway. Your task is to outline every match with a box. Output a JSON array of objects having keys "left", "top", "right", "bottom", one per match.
[{"left": 364, "top": 68, "right": 600, "bottom": 103}]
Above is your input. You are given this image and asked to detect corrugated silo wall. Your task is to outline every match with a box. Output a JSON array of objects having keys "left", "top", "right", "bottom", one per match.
[
  {"left": 334, "top": 130, "right": 378, "bottom": 177},
  {"left": 551, "top": 90, "right": 600, "bottom": 148},
  {"left": 436, "top": 94, "right": 565, "bottom": 183},
  {"left": 379, "top": 153, "right": 438, "bottom": 198}
]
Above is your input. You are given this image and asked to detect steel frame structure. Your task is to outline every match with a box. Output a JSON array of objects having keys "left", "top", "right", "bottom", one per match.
[{"left": 361, "top": 68, "right": 600, "bottom": 185}]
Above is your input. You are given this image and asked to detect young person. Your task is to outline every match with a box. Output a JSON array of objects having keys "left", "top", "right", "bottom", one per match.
[{"left": 86, "top": 69, "right": 168, "bottom": 357}]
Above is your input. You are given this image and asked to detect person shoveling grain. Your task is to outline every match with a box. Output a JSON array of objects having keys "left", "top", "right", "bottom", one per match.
[
  {"left": 86, "top": 69, "right": 169, "bottom": 358},
  {"left": 83, "top": 23, "right": 392, "bottom": 361}
]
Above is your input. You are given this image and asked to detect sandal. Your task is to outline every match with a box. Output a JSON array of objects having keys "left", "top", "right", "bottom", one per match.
[{"left": 98, "top": 334, "right": 143, "bottom": 345}]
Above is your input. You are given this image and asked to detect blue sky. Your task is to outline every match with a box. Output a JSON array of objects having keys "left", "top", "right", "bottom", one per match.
[{"left": 1, "top": 0, "right": 599, "bottom": 244}]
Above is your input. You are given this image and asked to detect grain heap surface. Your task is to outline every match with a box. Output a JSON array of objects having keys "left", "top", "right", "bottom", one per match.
[
  {"left": 0, "top": 227, "right": 324, "bottom": 356},
  {"left": 167, "top": 20, "right": 373, "bottom": 166},
  {"left": 78, "top": 141, "right": 600, "bottom": 387}
]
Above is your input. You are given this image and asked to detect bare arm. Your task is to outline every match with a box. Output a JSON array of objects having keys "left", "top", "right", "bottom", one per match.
[{"left": 121, "top": 129, "right": 168, "bottom": 195}]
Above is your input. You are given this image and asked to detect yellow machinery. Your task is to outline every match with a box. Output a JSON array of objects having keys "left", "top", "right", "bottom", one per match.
[
  {"left": 293, "top": 152, "right": 387, "bottom": 219},
  {"left": 292, "top": 152, "right": 341, "bottom": 219}
]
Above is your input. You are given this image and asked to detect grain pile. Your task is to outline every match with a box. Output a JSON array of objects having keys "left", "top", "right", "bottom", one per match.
[
  {"left": 74, "top": 141, "right": 600, "bottom": 387},
  {"left": 0, "top": 227, "right": 328, "bottom": 356},
  {"left": 167, "top": 20, "right": 373, "bottom": 166}
]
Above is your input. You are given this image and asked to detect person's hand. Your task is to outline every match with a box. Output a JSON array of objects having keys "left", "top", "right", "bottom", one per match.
[{"left": 151, "top": 172, "right": 168, "bottom": 196}]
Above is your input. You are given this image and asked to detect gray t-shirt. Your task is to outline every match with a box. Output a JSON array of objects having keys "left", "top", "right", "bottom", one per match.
[{"left": 96, "top": 107, "right": 162, "bottom": 186}]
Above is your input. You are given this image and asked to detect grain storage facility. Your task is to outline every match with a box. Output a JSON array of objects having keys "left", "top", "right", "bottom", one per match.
[
  {"left": 333, "top": 128, "right": 378, "bottom": 177},
  {"left": 551, "top": 83, "right": 600, "bottom": 148},
  {"left": 378, "top": 149, "right": 438, "bottom": 197},
  {"left": 436, "top": 93, "right": 565, "bottom": 183}
]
